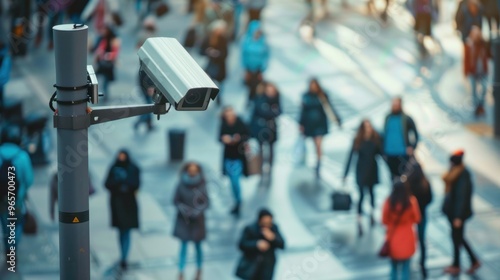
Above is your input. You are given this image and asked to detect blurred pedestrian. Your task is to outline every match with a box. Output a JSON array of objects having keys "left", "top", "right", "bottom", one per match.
[
  {"left": 464, "top": 26, "right": 490, "bottom": 117},
  {"left": 134, "top": 16, "right": 157, "bottom": 131},
  {"left": 441, "top": 150, "right": 481, "bottom": 276},
  {"left": 382, "top": 178, "right": 421, "bottom": 280},
  {"left": 242, "top": 20, "right": 269, "bottom": 103},
  {"left": 94, "top": 24, "right": 120, "bottom": 100},
  {"left": 403, "top": 156, "right": 433, "bottom": 278},
  {"left": 173, "top": 162, "right": 209, "bottom": 280},
  {"left": 82, "top": 0, "right": 120, "bottom": 35},
  {"left": 245, "top": 0, "right": 267, "bottom": 22},
  {"left": 0, "top": 41, "right": 12, "bottom": 111},
  {"left": 343, "top": 119, "right": 382, "bottom": 236},
  {"left": 299, "top": 78, "right": 341, "bottom": 178},
  {"left": 235, "top": 208, "right": 285, "bottom": 280},
  {"left": 480, "top": 0, "right": 499, "bottom": 39},
  {"left": 412, "top": 0, "right": 436, "bottom": 57},
  {"left": 249, "top": 81, "right": 281, "bottom": 181},
  {"left": 200, "top": 20, "right": 228, "bottom": 106},
  {"left": 9, "top": 0, "right": 31, "bottom": 56},
  {"left": 0, "top": 125, "right": 34, "bottom": 255},
  {"left": 383, "top": 97, "right": 419, "bottom": 179},
  {"left": 455, "top": 0, "right": 483, "bottom": 43},
  {"left": 105, "top": 149, "right": 140, "bottom": 270},
  {"left": 219, "top": 107, "right": 249, "bottom": 217}
]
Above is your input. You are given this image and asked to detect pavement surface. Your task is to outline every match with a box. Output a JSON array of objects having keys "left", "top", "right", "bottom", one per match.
[{"left": 1, "top": 0, "right": 500, "bottom": 279}]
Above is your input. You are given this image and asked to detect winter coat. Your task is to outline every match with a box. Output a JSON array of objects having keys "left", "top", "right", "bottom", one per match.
[
  {"left": 173, "top": 180, "right": 209, "bottom": 242},
  {"left": 237, "top": 222, "right": 285, "bottom": 280},
  {"left": 299, "top": 93, "right": 329, "bottom": 137},
  {"left": 455, "top": 1, "right": 483, "bottom": 41},
  {"left": 403, "top": 157, "right": 433, "bottom": 216},
  {"left": 442, "top": 166, "right": 473, "bottom": 221},
  {"left": 105, "top": 161, "right": 140, "bottom": 229},
  {"left": 0, "top": 143, "right": 34, "bottom": 215},
  {"left": 219, "top": 117, "right": 250, "bottom": 176},
  {"left": 200, "top": 35, "right": 228, "bottom": 82},
  {"left": 464, "top": 39, "right": 490, "bottom": 76},
  {"left": 0, "top": 46, "right": 11, "bottom": 86},
  {"left": 241, "top": 21, "right": 269, "bottom": 73},
  {"left": 250, "top": 94, "right": 281, "bottom": 143},
  {"left": 383, "top": 112, "right": 419, "bottom": 156},
  {"left": 343, "top": 139, "right": 381, "bottom": 187},
  {"left": 382, "top": 196, "right": 421, "bottom": 261}
]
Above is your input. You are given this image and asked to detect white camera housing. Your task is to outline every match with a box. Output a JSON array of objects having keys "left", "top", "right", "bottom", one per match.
[{"left": 138, "top": 37, "right": 219, "bottom": 111}]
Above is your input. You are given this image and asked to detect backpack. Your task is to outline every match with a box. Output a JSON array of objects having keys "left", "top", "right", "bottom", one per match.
[{"left": 0, "top": 151, "right": 21, "bottom": 202}]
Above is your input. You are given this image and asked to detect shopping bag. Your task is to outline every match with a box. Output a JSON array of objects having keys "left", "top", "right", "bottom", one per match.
[
  {"left": 245, "top": 139, "right": 262, "bottom": 176},
  {"left": 331, "top": 191, "right": 352, "bottom": 211}
]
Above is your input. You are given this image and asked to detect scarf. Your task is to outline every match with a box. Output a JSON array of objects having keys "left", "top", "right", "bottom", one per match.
[{"left": 442, "top": 164, "right": 465, "bottom": 194}]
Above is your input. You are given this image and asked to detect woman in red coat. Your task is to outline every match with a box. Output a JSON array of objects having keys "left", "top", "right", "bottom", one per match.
[{"left": 382, "top": 179, "right": 421, "bottom": 280}]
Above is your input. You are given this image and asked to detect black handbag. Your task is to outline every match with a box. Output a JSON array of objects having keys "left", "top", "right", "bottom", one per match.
[
  {"left": 235, "top": 255, "right": 262, "bottom": 280},
  {"left": 331, "top": 183, "right": 352, "bottom": 211}
]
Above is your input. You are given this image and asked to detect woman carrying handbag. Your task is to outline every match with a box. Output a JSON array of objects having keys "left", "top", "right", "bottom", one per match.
[{"left": 381, "top": 178, "right": 421, "bottom": 280}]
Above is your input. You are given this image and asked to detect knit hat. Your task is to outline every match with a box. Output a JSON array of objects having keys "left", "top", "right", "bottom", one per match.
[{"left": 450, "top": 149, "right": 464, "bottom": 165}]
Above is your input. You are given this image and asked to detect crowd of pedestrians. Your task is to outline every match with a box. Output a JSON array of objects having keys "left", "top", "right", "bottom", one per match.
[{"left": 0, "top": 0, "right": 492, "bottom": 279}]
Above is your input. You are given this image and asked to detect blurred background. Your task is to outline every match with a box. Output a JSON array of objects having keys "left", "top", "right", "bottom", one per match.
[{"left": 0, "top": 0, "right": 500, "bottom": 279}]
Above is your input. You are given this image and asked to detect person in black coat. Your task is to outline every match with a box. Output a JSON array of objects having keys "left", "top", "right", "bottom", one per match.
[
  {"left": 441, "top": 150, "right": 480, "bottom": 276},
  {"left": 219, "top": 107, "right": 250, "bottom": 216},
  {"left": 343, "top": 119, "right": 381, "bottom": 236},
  {"left": 173, "top": 162, "right": 209, "bottom": 280},
  {"left": 299, "top": 78, "right": 341, "bottom": 178},
  {"left": 249, "top": 81, "right": 281, "bottom": 180},
  {"left": 105, "top": 149, "right": 140, "bottom": 270},
  {"left": 403, "top": 156, "right": 433, "bottom": 278},
  {"left": 236, "top": 209, "right": 285, "bottom": 280},
  {"left": 200, "top": 20, "right": 228, "bottom": 106}
]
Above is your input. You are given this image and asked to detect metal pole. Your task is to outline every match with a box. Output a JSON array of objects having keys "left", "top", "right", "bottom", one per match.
[
  {"left": 493, "top": 39, "right": 500, "bottom": 137},
  {"left": 54, "top": 24, "right": 90, "bottom": 280}
]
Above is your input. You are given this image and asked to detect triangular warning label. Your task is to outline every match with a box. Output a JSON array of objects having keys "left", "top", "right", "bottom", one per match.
[{"left": 72, "top": 217, "right": 80, "bottom": 223}]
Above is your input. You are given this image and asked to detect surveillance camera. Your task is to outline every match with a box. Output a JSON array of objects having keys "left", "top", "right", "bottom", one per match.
[{"left": 137, "top": 37, "right": 219, "bottom": 111}]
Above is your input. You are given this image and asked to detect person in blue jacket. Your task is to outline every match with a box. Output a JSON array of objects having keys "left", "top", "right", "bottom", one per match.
[
  {"left": 242, "top": 20, "right": 270, "bottom": 103},
  {"left": 383, "top": 97, "right": 419, "bottom": 179},
  {"left": 0, "top": 41, "right": 12, "bottom": 110},
  {"left": 0, "top": 125, "right": 34, "bottom": 255}
]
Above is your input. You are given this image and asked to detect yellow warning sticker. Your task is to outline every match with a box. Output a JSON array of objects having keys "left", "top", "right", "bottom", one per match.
[{"left": 73, "top": 217, "right": 80, "bottom": 223}]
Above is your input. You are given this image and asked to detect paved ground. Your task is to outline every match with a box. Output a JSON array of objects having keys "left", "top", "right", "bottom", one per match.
[{"left": 1, "top": 0, "right": 500, "bottom": 279}]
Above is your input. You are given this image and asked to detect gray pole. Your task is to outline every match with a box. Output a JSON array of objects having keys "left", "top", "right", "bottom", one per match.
[{"left": 54, "top": 24, "right": 90, "bottom": 280}]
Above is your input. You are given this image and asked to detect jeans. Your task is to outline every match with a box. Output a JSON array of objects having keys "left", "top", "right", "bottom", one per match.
[
  {"left": 469, "top": 75, "right": 487, "bottom": 107},
  {"left": 418, "top": 211, "right": 427, "bottom": 267},
  {"left": 391, "top": 259, "right": 410, "bottom": 280},
  {"left": 179, "top": 241, "right": 203, "bottom": 272},
  {"left": 224, "top": 159, "right": 243, "bottom": 204},
  {"left": 258, "top": 141, "right": 275, "bottom": 168},
  {"left": 118, "top": 229, "right": 131, "bottom": 262},
  {"left": 99, "top": 74, "right": 110, "bottom": 98},
  {"left": 450, "top": 220, "right": 478, "bottom": 267},
  {"left": 386, "top": 155, "right": 409, "bottom": 180},
  {"left": 357, "top": 185, "right": 374, "bottom": 214},
  {"left": 0, "top": 212, "right": 25, "bottom": 254}
]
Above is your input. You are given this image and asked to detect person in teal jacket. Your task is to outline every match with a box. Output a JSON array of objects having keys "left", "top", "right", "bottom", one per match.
[
  {"left": 0, "top": 125, "right": 34, "bottom": 255},
  {"left": 241, "top": 20, "right": 269, "bottom": 102}
]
